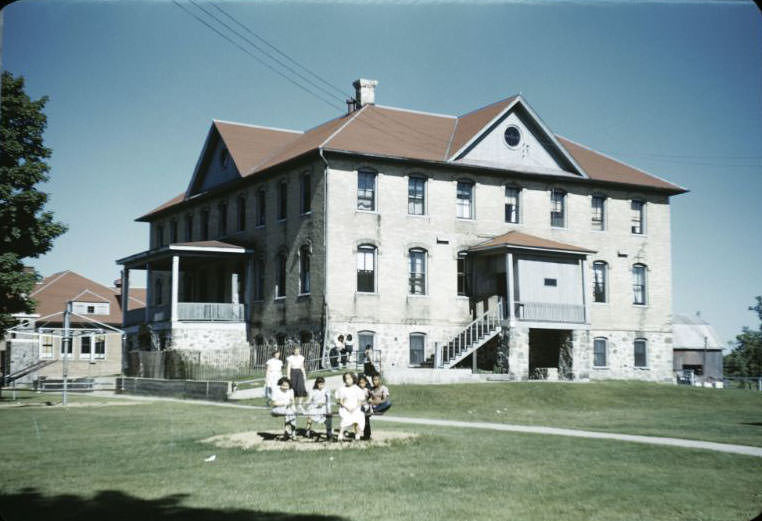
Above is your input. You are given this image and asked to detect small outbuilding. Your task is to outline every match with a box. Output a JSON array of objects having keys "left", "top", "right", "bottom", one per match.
[{"left": 672, "top": 313, "right": 724, "bottom": 381}]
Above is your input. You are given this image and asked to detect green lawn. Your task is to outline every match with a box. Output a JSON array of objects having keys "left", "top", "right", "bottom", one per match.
[{"left": 0, "top": 386, "right": 761, "bottom": 521}]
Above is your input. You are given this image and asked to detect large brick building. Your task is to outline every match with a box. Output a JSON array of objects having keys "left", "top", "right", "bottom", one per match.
[{"left": 117, "top": 79, "right": 686, "bottom": 382}]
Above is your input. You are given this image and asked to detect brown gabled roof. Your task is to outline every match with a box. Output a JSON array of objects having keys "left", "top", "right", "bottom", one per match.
[
  {"left": 138, "top": 95, "right": 686, "bottom": 221},
  {"left": 469, "top": 230, "right": 595, "bottom": 254},
  {"left": 28, "top": 271, "right": 143, "bottom": 326},
  {"left": 449, "top": 96, "right": 518, "bottom": 158},
  {"left": 215, "top": 120, "right": 301, "bottom": 177},
  {"left": 556, "top": 136, "right": 686, "bottom": 193}
]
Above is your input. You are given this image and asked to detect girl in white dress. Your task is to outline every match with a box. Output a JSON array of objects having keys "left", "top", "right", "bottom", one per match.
[
  {"left": 335, "top": 372, "right": 365, "bottom": 441},
  {"left": 264, "top": 350, "right": 283, "bottom": 402},
  {"left": 270, "top": 377, "right": 296, "bottom": 440},
  {"left": 305, "top": 376, "right": 331, "bottom": 439}
]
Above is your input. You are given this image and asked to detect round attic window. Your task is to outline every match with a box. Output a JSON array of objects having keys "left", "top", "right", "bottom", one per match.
[{"left": 504, "top": 125, "right": 521, "bottom": 148}]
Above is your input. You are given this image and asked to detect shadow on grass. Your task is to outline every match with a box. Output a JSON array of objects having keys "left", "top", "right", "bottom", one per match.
[{"left": 0, "top": 488, "right": 349, "bottom": 521}]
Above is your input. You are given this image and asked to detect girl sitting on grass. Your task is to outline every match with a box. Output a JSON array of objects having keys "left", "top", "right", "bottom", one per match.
[{"left": 270, "top": 376, "right": 296, "bottom": 441}]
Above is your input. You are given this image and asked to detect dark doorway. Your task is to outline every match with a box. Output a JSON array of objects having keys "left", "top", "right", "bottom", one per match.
[{"left": 529, "top": 329, "right": 566, "bottom": 376}]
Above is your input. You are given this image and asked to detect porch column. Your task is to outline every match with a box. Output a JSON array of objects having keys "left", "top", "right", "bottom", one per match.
[
  {"left": 121, "top": 268, "right": 129, "bottom": 326},
  {"left": 245, "top": 256, "right": 254, "bottom": 321},
  {"left": 506, "top": 252, "right": 515, "bottom": 323},
  {"left": 145, "top": 264, "right": 152, "bottom": 323},
  {"left": 580, "top": 258, "right": 590, "bottom": 324},
  {"left": 231, "top": 273, "right": 239, "bottom": 305},
  {"left": 171, "top": 255, "right": 180, "bottom": 324}
]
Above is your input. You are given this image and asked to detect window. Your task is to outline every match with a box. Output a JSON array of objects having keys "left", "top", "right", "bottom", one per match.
[
  {"left": 357, "top": 169, "right": 376, "bottom": 211},
  {"left": 632, "top": 264, "right": 647, "bottom": 305},
  {"left": 170, "top": 219, "right": 178, "bottom": 243},
  {"left": 409, "top": 333, "right": 426, "bottom": 366},
  {"left": 504, "top": 125, "right": 521, "bottom": 147},
  {"left": 408, "top": 176, "right": 425, "bottom": 215},
  {"left": 457, "top": 252, "right": 470, "bottom": 297},
  {"left": 278, "top": 180, "right": 287, "bottom": 221},
  {"left": 156, "top": 224, "right": 165, "bottom": 248},
  {"left": 200, "top": 208, "right": 210, "bottom": 241},
  {"left": 87, "top": 305, "right": 95, "bottom": 314},
  {"left": 39, "top": 334, "right": 54, "bottom": 359},
  {"left": 60, "top": 334, "right": 73, "bottom": 355},
  {"left": 257, "top": 189, "right": 266, "bottom": 226},
  {"left": 550, "top": 188, "right": 566, "bottom": 227},
  {"left": 357, "top": 245, "right": 376, "bottom": 293},
  {"left": 220, "top": 148, "right": 230, "bottom": 168},
  {"left": 236, "top": 196, "right": 246, "bottom": 232},
  {"left": 300, "top": 172, "right": 311, "bottom": 214},
  {"left": 456, "top": 181, "right": 473, "bottom": 219},
  {"left": 218, "top": 201, "right": 228, "bottom": 236},
  {"left": 95, "top": 335, "right": 106, "bottom": 359},
  {"left": 592, "top": 195, "right": 606, "bottom": 231},
  {"left": 254, "top": 259, "right": 265, "bottom": 301},
  {"left": 358, "top": 331, "right": 375, "bottom": 364},
  {"left": 184, "top": 214, "right": 193, "bottom": 241},
  {"left": 634, "top": 338, "right": 648, "bottom": 367},
  {"left": 155, "top": 278, "right": 163, "bottom": 305},
  {"left": 275, "top": 253, "right": 287, "bottom": 299},
  {"left": 299, "top": 245, "right": 311, "bottom": 294},
  {"left": 81, "top": 336, "right": 91, "bottom": 356},
  {"left": 593, "top": 261, "right": 607, "bottom": 303},
  {"left": 631, "top": 200, "right": 645, "bottom": 234},
  {"left": 409, "top": 249, "right": 426, "bottom": 295},
  {"left": 505, "top": 186, "right": 520, "bottom": 224},
  {"left": 593, "top": 337, "right": 607, "bottom": 367}
]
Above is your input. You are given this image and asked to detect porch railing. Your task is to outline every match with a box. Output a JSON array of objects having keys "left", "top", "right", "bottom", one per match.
[
  {"left": 515, "top": 301, "right": 585, "bottom": 323},
  {"left": 177, "top": 302, "right": 244, "bottom": 322}
]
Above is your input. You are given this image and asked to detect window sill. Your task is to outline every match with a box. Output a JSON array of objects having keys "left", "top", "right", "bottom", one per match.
[
  {"left": 356, "top": 291, "right": 378, "bottom": 296},
  {"left": 277, "top": 219, "right": 287, "bottom": 224},
  {"left": 407, "top": 294, "right": 428, "bottom": 299},
  {"left": 274, "top": 297, "right": 286, "bottom": 302},
  {"left": 634, "top": 366, "right": 650, "bottom": 370},
  {"left": 300, "top": 211, "right": 312, "bottom": 217},
  {"left": 592, "top": 366, "right": 609, "bottom": 370},
  {"left": 456, "top": 217, "right": 475, "bottom": 222},
  {"left": 356, "top": 209, "right": 379, "bottom": 215},
  {"left": 456, "top": 295, "right": 469, "bottom": 299},
  {"left": 550, "top": 226, "right": 567, "bottom": 230},
  {"left": 406, "top": 213, "right": 428, "bottom": 218},
  {"left": 632, "top": 304, "right": 648, "bottom": 308},
  {"left": 297, "top": 293, "right": 311, "bottom": 298},
  {"left": 591, "top": 229, "right": 607, "bottom": 233},
  {"left": 631, "top": 233, "right": 648, "bottom": 237},
  {"left": 592, "top": 302, "right": 609, "bottom": 306},
  {"left": 255, "top": 224, "right": 265, "bottom": 229}
]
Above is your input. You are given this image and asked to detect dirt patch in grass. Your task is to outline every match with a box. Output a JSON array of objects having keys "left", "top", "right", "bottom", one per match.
[
  {"left": 0, "top": 401, "right": 146, "bottom": 409},
  {"left": 200, "top": 429, "right": 419, "bottom": 451}
]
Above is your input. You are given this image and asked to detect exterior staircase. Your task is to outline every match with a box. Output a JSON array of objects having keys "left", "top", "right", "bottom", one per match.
[
  {"left": 1, "top": 359, "right": 56, "bottom": 386},
  {"left": 423, "top": 300, "right": 503, "bottom": 369}
]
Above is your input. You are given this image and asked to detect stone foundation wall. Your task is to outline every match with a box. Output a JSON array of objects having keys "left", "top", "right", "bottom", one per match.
[
  {"left": 585, "top": 330, "right": 673, "bottom": 382},
  {"left": 170, "top": 323, "right": 249, "bottom": 350}
]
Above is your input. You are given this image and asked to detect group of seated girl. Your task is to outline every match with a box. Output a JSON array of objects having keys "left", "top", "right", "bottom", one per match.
[{"left": 269, "top": 372, "right": 392, "bottom": 442}]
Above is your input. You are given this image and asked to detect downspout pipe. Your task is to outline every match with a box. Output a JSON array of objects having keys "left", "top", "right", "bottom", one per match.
[{"left": 319, "top": 147, "right": 330, "bottom": 367}]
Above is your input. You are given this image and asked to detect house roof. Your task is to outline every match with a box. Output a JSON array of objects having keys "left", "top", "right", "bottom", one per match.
[
  {"left": 469, "top": 230, "right": 596, "bottom": 254},
  {"left": 672, "top": 313, "right": 723, "bottom": 350},
  {"left": 28, "top": 271, "right": 144, "bottom": 326},
  {"left": 139, "top": 95, "right": 687, "bottom": 221}
]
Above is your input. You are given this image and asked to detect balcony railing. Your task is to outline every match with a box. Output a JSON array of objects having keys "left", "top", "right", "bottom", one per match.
[
  {"left": 123, "top": 302, "right": 245, "bottom": 325},
  {"left": 177, "top": 302, "right": 244, "bottom": 322},
  {"left": 515, "top": 301, "right": 585, "bottom": 323}
]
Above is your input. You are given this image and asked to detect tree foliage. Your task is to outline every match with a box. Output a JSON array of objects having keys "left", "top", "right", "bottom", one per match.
[
  {"left": 0, "top": 71, "right": 67, "bottom": 335},
  {"left": 724, "top": 296, "right": 762, "bottom": 376}
]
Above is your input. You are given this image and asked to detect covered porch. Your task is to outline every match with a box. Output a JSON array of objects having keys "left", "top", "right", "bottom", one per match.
[
  {"left": 116, "top": 241, "right": 254, "bottom": 327},
  {"left": 467, "top": 231, "right": 595, "bottom": 326}
]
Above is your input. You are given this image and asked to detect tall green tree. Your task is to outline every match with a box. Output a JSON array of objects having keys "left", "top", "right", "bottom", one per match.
[
  {"left": 0, "top": 71, "right": 67, "bottom": 336},
  {"left": 724, "top": 296, "right": 762, "bottom": 376}
]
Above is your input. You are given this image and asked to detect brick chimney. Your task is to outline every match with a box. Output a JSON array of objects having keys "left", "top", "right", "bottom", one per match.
[{"left": 353, "top": 78, "right": 378, "bottom": 108}]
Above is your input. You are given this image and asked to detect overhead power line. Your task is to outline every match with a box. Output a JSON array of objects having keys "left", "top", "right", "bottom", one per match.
[
  {"left": 208, "top": 2, "right": 350, "bottom": 101},
  {"left": 172, "top": 0, "right": 344, "bottom": 111}
]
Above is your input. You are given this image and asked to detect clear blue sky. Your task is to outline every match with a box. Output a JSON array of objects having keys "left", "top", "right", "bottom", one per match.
[{"left": 3, "top": 0, "right": 761, "bottom": 347}]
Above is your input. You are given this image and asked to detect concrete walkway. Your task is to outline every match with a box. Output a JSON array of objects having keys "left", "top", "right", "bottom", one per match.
[{"left": 89, "top": 392, "right": 762, "bottom": 458}]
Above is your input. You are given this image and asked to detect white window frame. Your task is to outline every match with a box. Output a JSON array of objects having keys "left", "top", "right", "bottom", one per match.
[
  {"left": 357, "top": 330, "right": 375, "bottom": 364},
  {"left": 357, "top": 169, "right": 377, "bottom": 212},
  {"left": 456, "top": 180, "right": 474, "bottom": 220},
  {"left": 409, "top": 332, "right": 426, "bottom": 367},
  {"left": 634, "top": 338, "right": 648, "bottom": 368},
  {"left": 94, "top": 334, "right": 106, "bottom": 360},
  {"left": 592, "top": 261, "right": 608, "bottom": 304},
  {"left": 591, "top": 194, "right": 606, "bottom": 231},
  {"left": 39, "top": 333, "right": 54, "bottom": 360},
  {"left": 550, "top": 188, "right": 566, "bottom": 228},
  {"left": 505, "top": 185, "right": 521, "bottom": 224},
  {"left": 356, "top": 245, "right": 377, "bottom": 294},
  {"left": 408, "top": 175, "right": 426, "bottom": 216},
  {"left": 593, "top": 337, "right": 608, "bottom": 368},
  {"left": 631, "top": 199, "right": 646, "bottom": 235},
  {"left": 632, "top": 263, "right": 647, "bottom": 306},
  {"left": 408, "top": 248, "right": 427, "bottom": 296}
]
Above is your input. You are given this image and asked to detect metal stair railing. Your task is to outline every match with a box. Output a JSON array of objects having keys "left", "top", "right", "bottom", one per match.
[{"left": 435, "top": 299, "right": 502, "bottom": 368}]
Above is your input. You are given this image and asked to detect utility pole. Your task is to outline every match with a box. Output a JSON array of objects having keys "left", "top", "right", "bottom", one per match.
[
  {"left": 703, "top": 335, "right": 708, "bottom": 385},
  {"left": 62, "top": 301, "right": 71, "bottom": 405}
]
